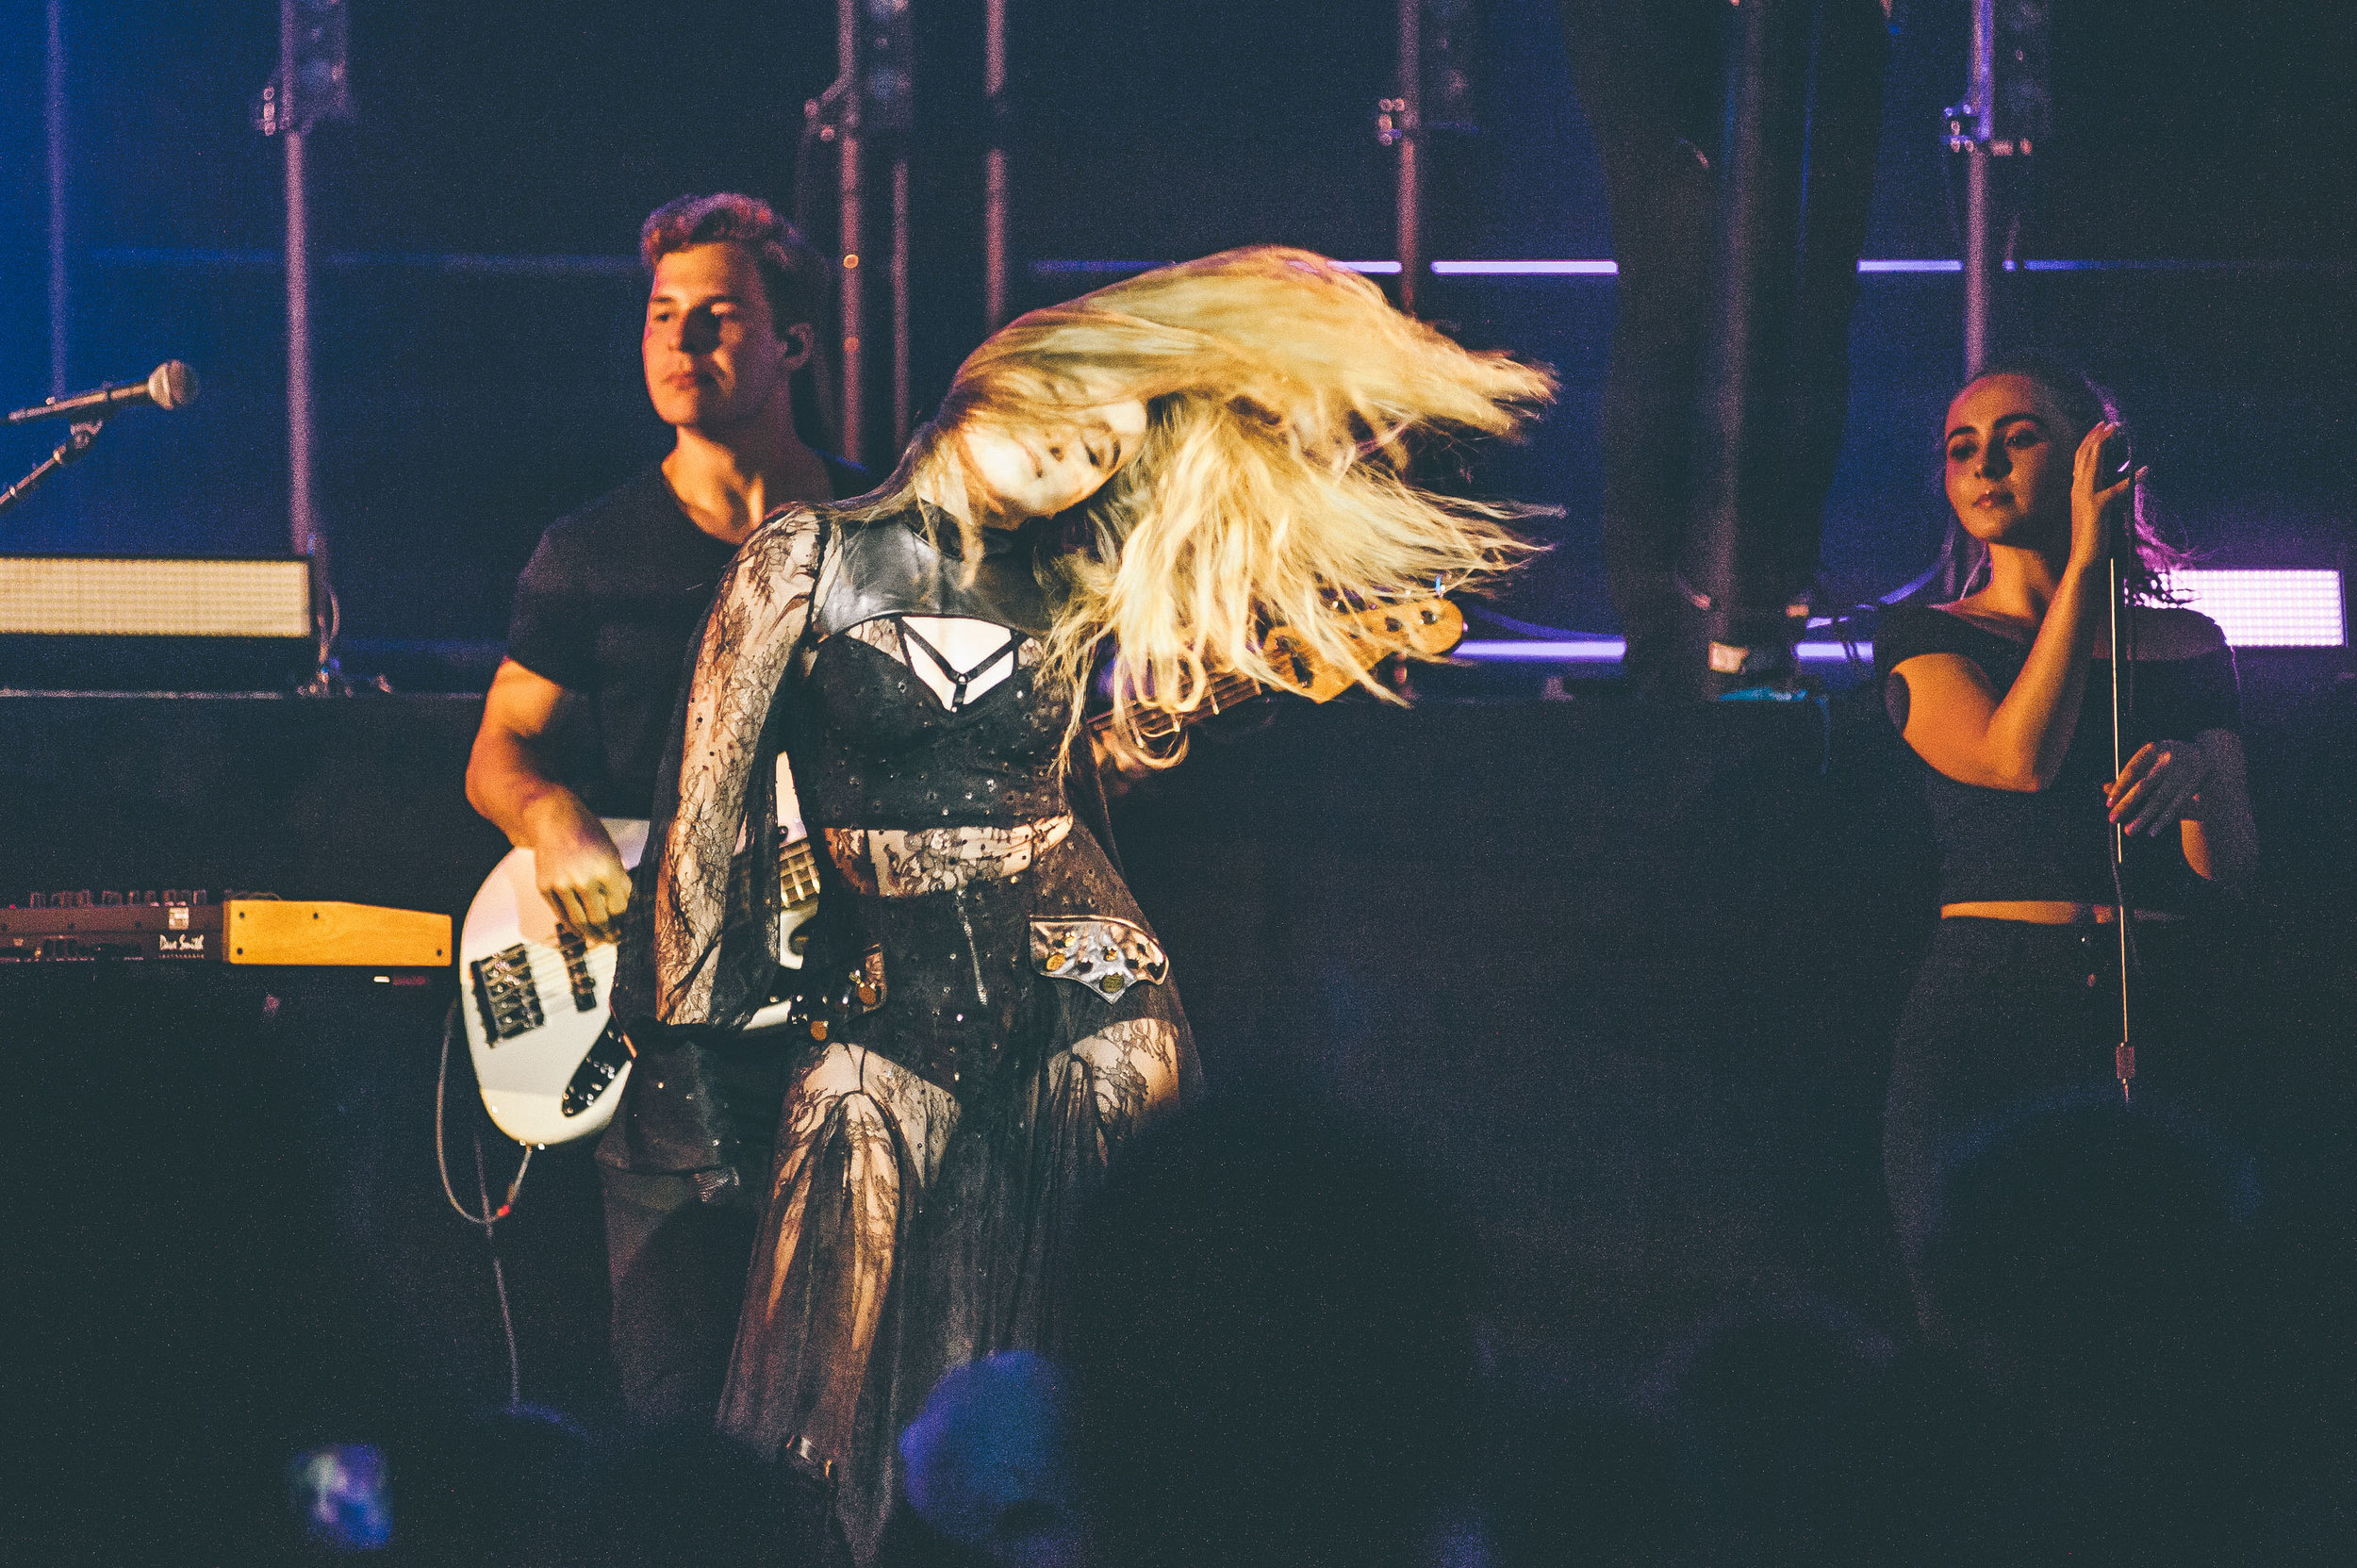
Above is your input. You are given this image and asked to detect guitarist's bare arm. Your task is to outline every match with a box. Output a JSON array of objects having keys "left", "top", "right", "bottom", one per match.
[{"left": 467, "top": 658, "right": 633, "bottom": 942}]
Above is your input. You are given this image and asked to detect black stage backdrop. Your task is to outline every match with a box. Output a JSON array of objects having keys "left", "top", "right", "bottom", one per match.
[{"left": 2, "top": 2, "right": 2349, "bottom": 655}]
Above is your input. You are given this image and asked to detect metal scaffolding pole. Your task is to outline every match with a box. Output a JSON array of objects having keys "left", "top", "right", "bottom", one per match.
[
  {"left": 892, "top": 156, "right": 912, "bottom": 451},
  {"left": 280, "top": 0, "right": 322, "bottom": 563},
  {"left": 983, "top": 0, "right": 1010, "bottom": 331},
  {"left": 280, "top": 0, "right": 319, "bottom": 560},
  {"left": 835, "top": 0, "right": 865, "bottom": 467},
  {"left": 257, "top": 0, "right": 350, "bottom": 666},
  {"left": 1962, "top": 0, "right": 1997, "bottom": 375},
  {"left": 46, "top": 0, "right": 68, "bottom": 396},
  {"left": 1393, "top": 0, "right": 1424, "bottom": 314},
  {"left": 284, "top": 146, "right": 318, "bottom": 560}
]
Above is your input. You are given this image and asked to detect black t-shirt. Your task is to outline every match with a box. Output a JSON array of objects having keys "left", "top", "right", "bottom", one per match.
[
  {"left": 504, "top": 456, "right": 867, "bottom": 817},
  {"left": 1875, "top": 602, "right": 2241, "bottom": 912}
]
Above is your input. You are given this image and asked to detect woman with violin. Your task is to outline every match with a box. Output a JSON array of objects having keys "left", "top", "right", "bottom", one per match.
[{"left": 1875, "top": 355, "right": 2258, "bottom": 1312}]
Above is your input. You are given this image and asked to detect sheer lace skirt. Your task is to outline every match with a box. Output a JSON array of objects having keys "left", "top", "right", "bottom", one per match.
[{"left": 717, "top": 829, "right": 1193, "bottom": 1562}]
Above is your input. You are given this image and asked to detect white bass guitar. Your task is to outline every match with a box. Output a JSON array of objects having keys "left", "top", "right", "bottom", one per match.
[{"left": 460, "top": 768, "right": 821, "bottom": 1146}]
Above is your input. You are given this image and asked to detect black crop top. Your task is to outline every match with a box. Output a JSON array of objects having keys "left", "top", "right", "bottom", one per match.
[{"left": 1875, "top": 602, "right": 2242, "bottom": 912}]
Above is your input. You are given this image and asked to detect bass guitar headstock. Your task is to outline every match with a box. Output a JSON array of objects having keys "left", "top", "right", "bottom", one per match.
[
  {"left": 1261, "top": 596, "right": 1465, "bottom": 702},
  {"left": 1089, "top": 595, "right": 1466, "bottom": 748}
]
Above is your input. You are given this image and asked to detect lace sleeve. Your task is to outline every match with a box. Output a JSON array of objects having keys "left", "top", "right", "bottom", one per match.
[{"left": 649, "top": 505, "right": 825, "bottom": 1023}]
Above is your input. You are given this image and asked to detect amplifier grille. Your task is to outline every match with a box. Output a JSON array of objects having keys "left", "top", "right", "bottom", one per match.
[{"left": 0, "top": 556, "right": 312, "bottom": 638}]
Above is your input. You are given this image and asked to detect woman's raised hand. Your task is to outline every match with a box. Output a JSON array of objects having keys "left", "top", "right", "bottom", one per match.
[
  {"left": 2106, "top": 736, "right": 2213, "bottom": 836},
  {"left": 2069, "top": 421, "right": 2138, "bottom": 571}
]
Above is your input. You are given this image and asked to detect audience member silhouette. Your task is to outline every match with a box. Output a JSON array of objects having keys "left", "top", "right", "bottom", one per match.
[{"left": 1063, "top": 1098, "right": 1478, "bottom": 1568}]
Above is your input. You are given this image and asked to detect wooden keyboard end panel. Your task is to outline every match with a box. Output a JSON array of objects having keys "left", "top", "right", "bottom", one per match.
[{"left": 224, "top": 901, "right": 453, "bottom": 967}]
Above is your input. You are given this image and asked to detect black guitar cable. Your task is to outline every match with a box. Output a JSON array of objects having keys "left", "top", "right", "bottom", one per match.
[{"left": 435, "top": 998, "right": 531, "bottom": 1407}]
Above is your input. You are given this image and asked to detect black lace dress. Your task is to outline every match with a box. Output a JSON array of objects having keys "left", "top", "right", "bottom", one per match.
[{"left": 611, "top": 504, "right": 1196, "bottom": 1562}]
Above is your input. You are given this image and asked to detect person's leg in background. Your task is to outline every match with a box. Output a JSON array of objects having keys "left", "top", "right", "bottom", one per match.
[
  {"left": 1566, "top": 0, "right": 1890, "bottom": 696},
  {"left": 600, "top": 1164, "right": 765, "bottom": 1429},
  {"left": 599, "top": 1031, "right": 785, "bottom": 1430},
  {"left": 1562, "top": 0, "right": 1727, "bottom": 701},
  {"left": 1772, "top": 0, "right": 1890, "bottom": 612}
]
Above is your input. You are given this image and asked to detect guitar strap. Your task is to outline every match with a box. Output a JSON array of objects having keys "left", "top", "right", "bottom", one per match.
[
  {"left": 767, "top": 515, "right": 830, "bottom": 951},
  {"left": 774, "top": 751, "right": 810, "bottom": 852},
  {"left": 1063, "top": 717, "right": 1127, "bottom": 882}
]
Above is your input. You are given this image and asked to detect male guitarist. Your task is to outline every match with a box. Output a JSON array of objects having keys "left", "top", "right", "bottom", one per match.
[{"left": 466, "top": 192, "right": 866, "bottom": 1429}]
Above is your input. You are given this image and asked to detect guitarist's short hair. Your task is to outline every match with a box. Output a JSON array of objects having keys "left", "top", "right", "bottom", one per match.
[{"left": 639, "top": 192, "right": 830, "bottom": 337}]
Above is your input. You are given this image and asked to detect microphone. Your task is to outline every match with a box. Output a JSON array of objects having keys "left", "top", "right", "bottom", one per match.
[{"left": 7, "top": 361, "right": 200, "bottom": 425}]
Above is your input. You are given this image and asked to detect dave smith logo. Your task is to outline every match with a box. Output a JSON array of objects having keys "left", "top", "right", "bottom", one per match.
[{"left": 158, "top": 933, "right": 206, "bottom": 955}]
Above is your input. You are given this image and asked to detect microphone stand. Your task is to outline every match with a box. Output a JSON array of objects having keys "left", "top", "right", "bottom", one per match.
[{"left": 0, "top": 415, "right": 107, "bottom": 519}]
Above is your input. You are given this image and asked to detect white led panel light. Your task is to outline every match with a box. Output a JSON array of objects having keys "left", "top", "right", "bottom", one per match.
[
  {"left": 0, "top": 557, "right": 312, "bottom": 638},
  {"left": 2161, "top": 569, "right": 2346, "bottom": 648}
]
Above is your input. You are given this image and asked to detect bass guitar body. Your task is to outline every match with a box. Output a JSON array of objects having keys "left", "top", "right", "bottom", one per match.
[{"left": 460, "top": 818, "right": 814, "bottom": 1147}]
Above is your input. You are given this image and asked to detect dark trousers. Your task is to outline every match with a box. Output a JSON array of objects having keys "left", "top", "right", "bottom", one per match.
[
  {"left": 600, "top": 1032, "right": 789, "bottom": 1429},
  {"left": 1562, "top": 0, "right": 1887, "bottom": 692},
  {"left": 1884, "top": 918, "right": 2242, "bottom": 1310},
  {"left": 600, "top": 1163, "right": 763, "bottom": 1430}
]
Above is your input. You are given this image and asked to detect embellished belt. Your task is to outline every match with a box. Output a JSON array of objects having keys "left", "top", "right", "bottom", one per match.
[
  {"left": 824, "top": 814, "right": 1073, "bottom": 899},
  {"left": 1030, "top": 916, "right": 1168, "bottom": 999}
]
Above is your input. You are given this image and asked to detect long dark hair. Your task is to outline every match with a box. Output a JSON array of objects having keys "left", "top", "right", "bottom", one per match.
[{"left": 1923, "top": 353, "right": 2187, "bottom": 604}]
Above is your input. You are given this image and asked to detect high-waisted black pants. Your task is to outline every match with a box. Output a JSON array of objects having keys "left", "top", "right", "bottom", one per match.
[{"left": 1885, "top": 917, "right": 2241, "bottom": 1284}]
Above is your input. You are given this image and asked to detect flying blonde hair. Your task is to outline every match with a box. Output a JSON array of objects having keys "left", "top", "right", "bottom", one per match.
[{"left": 846, "top": 246, "right": 1557, "bottom": 767}]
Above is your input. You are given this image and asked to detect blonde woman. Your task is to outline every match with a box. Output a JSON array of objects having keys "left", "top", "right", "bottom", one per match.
[{"left": 608, "top": 247, "right": 1553, "bottom": 1559}]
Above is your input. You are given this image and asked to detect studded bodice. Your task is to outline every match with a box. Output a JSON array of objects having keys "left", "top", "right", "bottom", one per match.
[
  {"left": 787, "top": 509, "right": 1076, "bottom": 830},
  {"left": 790, "top": 627, "right": 1075, "bottom": 830}
]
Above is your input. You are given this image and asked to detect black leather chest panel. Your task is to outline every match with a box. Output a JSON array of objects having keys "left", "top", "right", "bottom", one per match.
[{"left": 811, "top": 512, "right": 1054, "bottom": 642}]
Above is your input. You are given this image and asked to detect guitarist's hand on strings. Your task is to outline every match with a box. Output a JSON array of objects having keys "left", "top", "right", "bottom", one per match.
[
  {"left": 524, "top": 790, "right": 633, "bottom": 943},
  {"left": 468, "top": 657, "right": 634, "bottom": 943},
  {"left": 2106, "top": 737, "right": 2213, "bottom": 838},
  {"left": 1089, "top": 723, "right": 1155, "bottom": 800}
]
